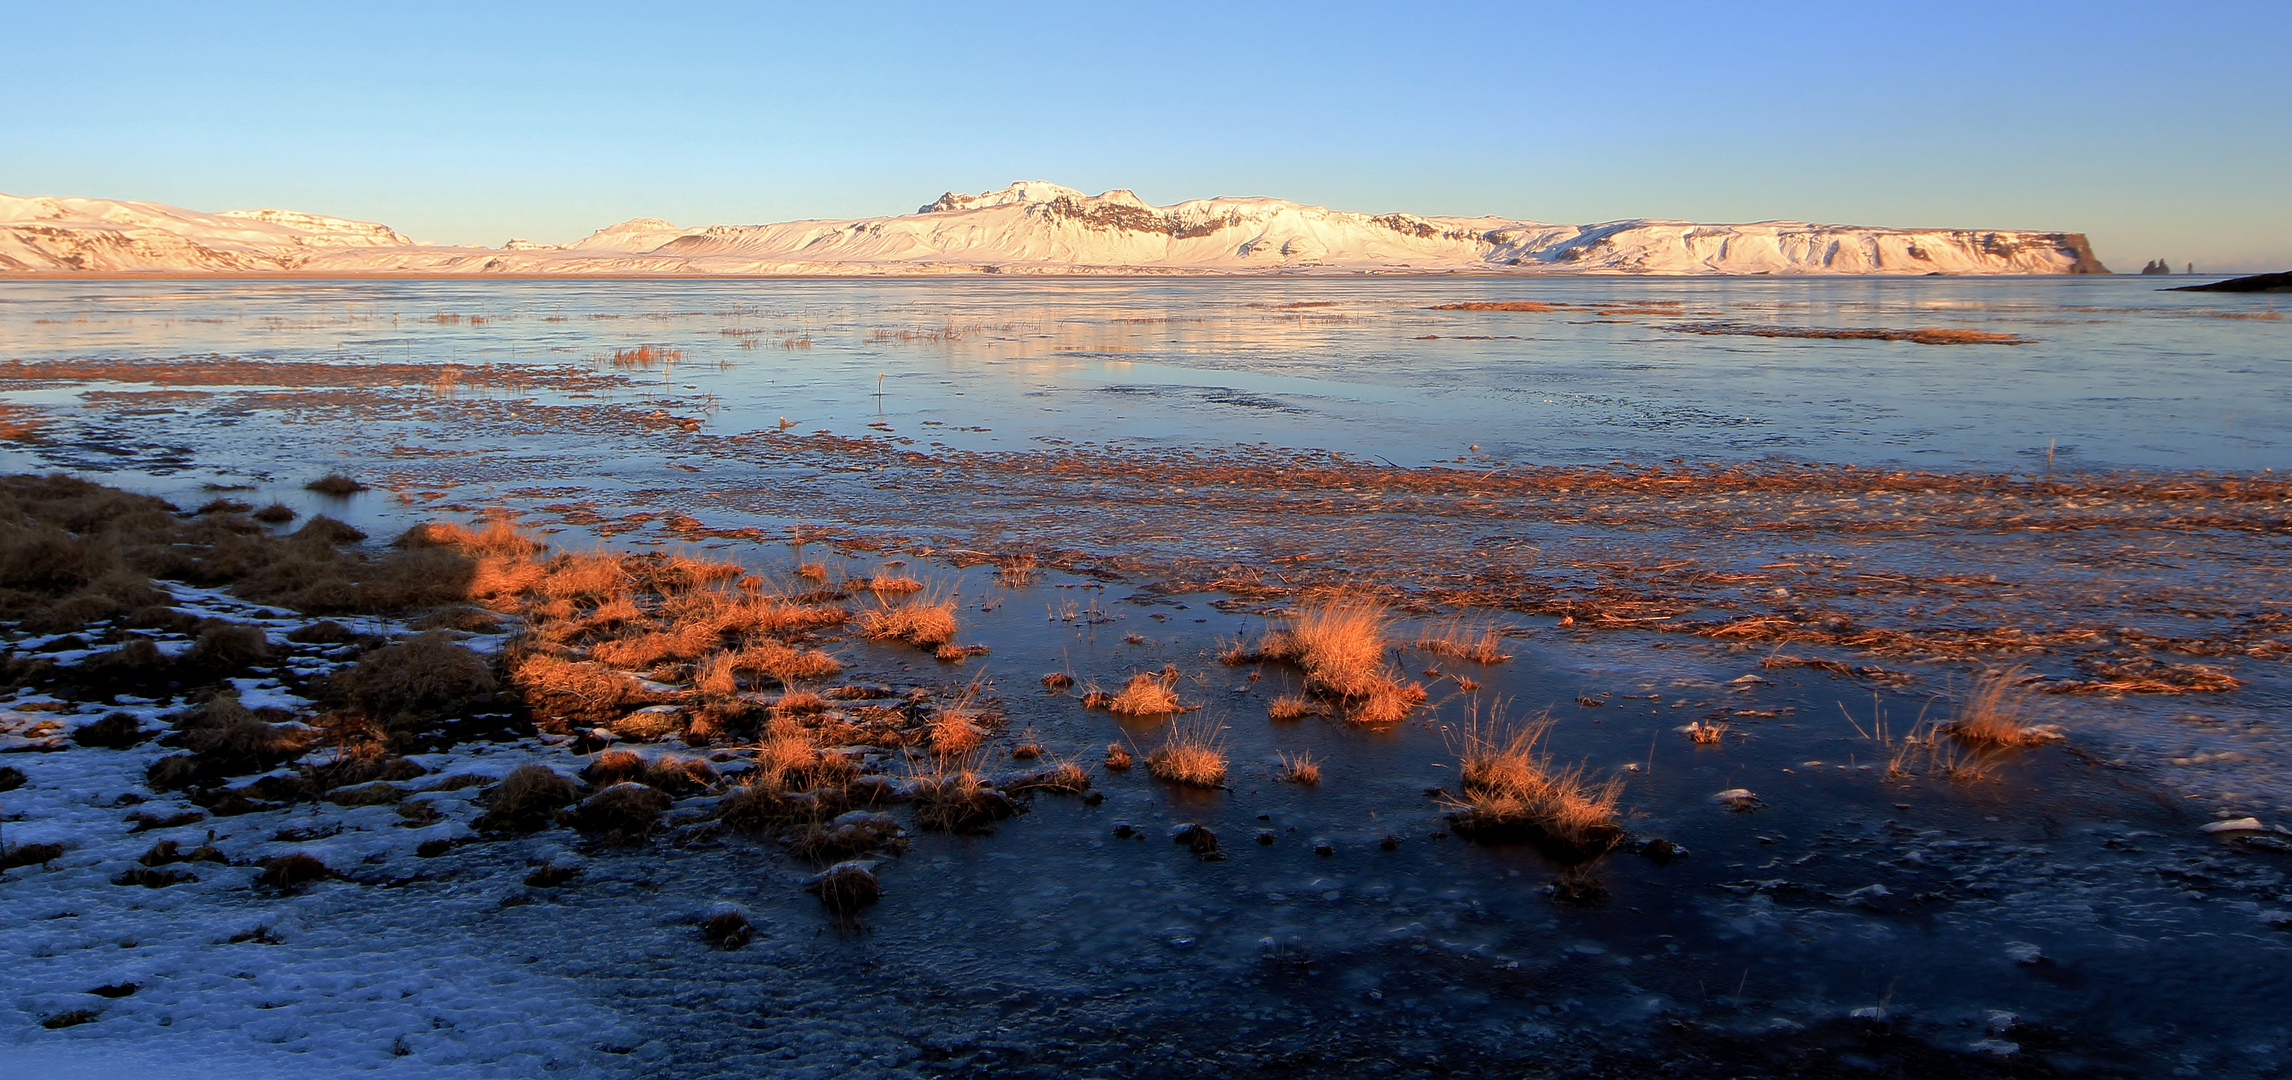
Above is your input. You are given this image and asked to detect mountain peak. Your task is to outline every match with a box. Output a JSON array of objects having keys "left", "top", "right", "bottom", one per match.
[{"left": 922, "top": 181, "right": 1150, "bottom": 214}]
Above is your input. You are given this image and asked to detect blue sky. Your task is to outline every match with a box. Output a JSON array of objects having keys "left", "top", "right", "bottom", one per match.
[{"left": 8, "top": 1, "right": 2288, "bottom": 270}]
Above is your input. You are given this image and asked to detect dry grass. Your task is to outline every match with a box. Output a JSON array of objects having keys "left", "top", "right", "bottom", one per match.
[
  {"left": 1103, "top": 742, "right": 1133, "bottom": 770},
  {"left": 1266, "top": 694, "right": 1322, "bottom": 721},
  {"left": 1147, "top": 724, "right": 1228, "bottom": 788},
  {"left": 474, "top": 765, "right": 579, "bottom": 831},
  {"left": 304, "top": 473, "right": 368, "bottom": 496},
  {"left": 807, "top": 861, "right": 881, "bottom": 913},
  {"left": 1250, "top": 596, "right": 1426, "bottom": 723},
  {"left": 570, "top": 781, "right": 672, "bottom": 840},
  {"left": 330, "top": 630, "right": 497, "bottom": 725},
  {"left": 865, "top": 573, "right": 924, "bottom": 596},
  {"left": 1275, "top": 750, "right": 1321, "bottom": 785},
  {"left": 910, "top": 762, "right": 1018, "bottom": 832},
  {"left": 1009, "top": 761, "right": 1091, "bottom": 794},
  {"left": 1105, "top": 671, "right": 1183, "bottom": 716},
  {"left": 1947, "top": 668, "right": 2064, "bottom": 747},
  {"left": 1446, "top": 710, "right": 1624, "bottom": 855},
  {"left": 1665, "top": 322, "right": 2031, "bottom": 345},
  {"left": 700, "top": 904, "right": 753, "bottom": 948},
  {"left": 1684, "top": 720, "right": 1728, "bottom": 744},
  {"left": 1415, "top": 617, "right": 1512, "bottom": 664},
  {"left": 255, "top": 852, "right": 333, "bottom": 889},
  {"left": 929, "top": 708, "right": 986, "bottom": 755},
  {"left": 855, "top": 591, "right": 958, "bottom": 649}
]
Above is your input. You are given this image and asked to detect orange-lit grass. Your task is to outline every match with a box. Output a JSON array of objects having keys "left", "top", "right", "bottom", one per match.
[
  {"left": 1947, "top": 668, "right": 2064, "bottom": 748},
  {"left": 1447, "top": 709, "right": 1623, "bottom": 854},
  {"left": 1147, "top": 723, "right": 1228, "bottom": 788},
  {"left": 1275, "top": 750, "right": 1321, "bottom": 785},
  {"left": 1414, "top": 617, "right": 1512, "bottom": 665},
  {"left": 1106, "top": 671, "right": 1184, "bottom": 716},
  {"left": 855, "top": 588, "right": 958, "bottom": 649}
]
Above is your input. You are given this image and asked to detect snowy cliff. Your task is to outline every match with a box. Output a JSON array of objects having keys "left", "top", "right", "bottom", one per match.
[{"left": 0, "top": 182, "right": 2107, "bottom": 276}]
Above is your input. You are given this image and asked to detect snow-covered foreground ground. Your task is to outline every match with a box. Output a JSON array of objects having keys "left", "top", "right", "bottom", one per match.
[{"left": 0, "top": 584, "right": 640, "bottom": 1077}]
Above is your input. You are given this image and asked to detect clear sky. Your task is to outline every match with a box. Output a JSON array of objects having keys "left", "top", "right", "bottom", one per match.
[{"left": 8, "top": 1, "right": 2288, "bottom": 271}]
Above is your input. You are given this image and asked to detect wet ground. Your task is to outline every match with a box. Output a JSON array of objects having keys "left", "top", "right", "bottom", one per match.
[{"left": 1, "top": 277, "right": 2288, "bottom": 1077}]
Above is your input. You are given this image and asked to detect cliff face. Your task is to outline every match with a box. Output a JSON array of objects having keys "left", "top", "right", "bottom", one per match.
[{"left": 0, "top": 182, "right": 2108, "bottom": 276}]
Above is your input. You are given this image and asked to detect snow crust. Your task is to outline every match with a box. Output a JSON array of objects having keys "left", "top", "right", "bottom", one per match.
[{"left": 0, "top": 181, "right": 2104, "bottom": 276}]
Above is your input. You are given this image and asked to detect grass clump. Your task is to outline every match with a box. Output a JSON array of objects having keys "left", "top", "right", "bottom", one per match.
[
  {"left": 807, "top": 861, "right": 881, "bottom": 914},
  {"left": 1947, "top": 668, "right": 2064, "bottom": 747},
  {"left": 1267, "top": 694, "right": 1323, "bottom": 721},
  {"left": 255, "top": 852, "right": 333, "bottom": 889},
  {"left": 701, "top": 903, "right": 754, "bottom": 949},
  {"left": 1104, "top": 671, "right": 1185, "bottom": 716},
  {"left": 910, "top": 765, "right": 1018, "bottom": 833},
  {"left": 1252, "top": 596, "right": 1425, "bottom": 724},
  {"left": 855, "top": 592, "right": 958, "bottom": 649},
  {"left": 1446, "top": 711, "right": 1624, "bottom": 857},
  {"left": 1415, "top": 617, "right": 1512, "bottom": 664},
  {"left": 1275, "top": 750, "right": 1322, "bottom": 785},
  {"left": 475, "top": 765, "right": 578, "bottom": 832},
  {"left": 251, "top": 502, "right": 297, "bottom": 524},
  {"left": 568, "top": 781, "right": 672, "bottom": 842},
  {"left": 1, "top": 839, "right": 65, "bottom": 871},
  {"left": 331, "top": 631, "right": 498, "bottom": 727},
  {"left": 304, "top": 473, "right": 368, "bottom": 496},
  {"left": 72, "top": 711, "right": 148, "bottom": 749},
  {"left": 1009, "top": 761, "right": 1091, "bottom": 794},
  {"left": 1147, "top": 724, "right": 1228, "bottom": 788}
]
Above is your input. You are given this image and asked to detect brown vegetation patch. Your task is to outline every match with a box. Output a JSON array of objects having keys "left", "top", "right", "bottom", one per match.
[
  {"left": 807, "top": 861, "right": 881, "bottom": 914},
  {"left": 855, "top": 594, "right": 958, "bottom": 649},
  {"left": 1104, "top": 671, "right": 1184, "bottom": 716},
  {"left": 1948, "top": 669, "right": 2065, "bottom": 747},
  {"left": 255, "top": 852, "right": 334, "bottom": 889},
  {"left": 1146, "top": 724, "right": 1228, "bottom": 788},
  {"left": 475, "top": 765, "right": 578, "bottom": 832},
  {"left": 1446, "top": 712, "right": 1624, "bottom": 857},
  {"left": 1664, "top": 322, "right": 2031, "bottom": 345}
]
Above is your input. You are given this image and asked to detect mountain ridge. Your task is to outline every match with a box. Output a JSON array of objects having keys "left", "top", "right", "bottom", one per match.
[{"left": 0, "top": 181, "right": 2109, "bottom": 276}]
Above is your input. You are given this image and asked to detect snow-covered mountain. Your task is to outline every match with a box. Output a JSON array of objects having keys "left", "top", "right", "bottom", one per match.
[{"left": 0, "top": 182, "right": 2108, "bottom": 275}]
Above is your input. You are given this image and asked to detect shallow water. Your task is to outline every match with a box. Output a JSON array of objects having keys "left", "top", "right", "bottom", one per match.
[
  {"left": 1, "top": 275, "right": 2287, "bottom": 473},
  {"left": 2, "top": 276, "right": 2289, "bottom": 1077}
]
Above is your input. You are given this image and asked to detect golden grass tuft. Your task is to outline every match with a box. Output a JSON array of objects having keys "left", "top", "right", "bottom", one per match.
[
  {"left": 865, "top": 573, "right": 924, "bottom": 596},
  {"left": 1947, "top": 668, "right": 2064, "bottom": 748},
  {"left": 1447, "top": 710, "right": 1623, "bottom": 854},
  {"left": 1009, "top": 761, "right": 1090, "bottom": 793},
  {"left": 929, "top": 708, "right": 987, "bottom": 755},
  {"left": 1146, "top": 724, "right": 1227, "bottom": 788},
  {"left": 1684, "top": 720, "right": 1728, "bottom": 744},
  {"left": 1266, "top": 694, "right": 1322, "bottom": 721},
  {"left": 1275, "top": 750, "right": 1321, "bottom": 785},
  {"left": 1414, "top": 617, "right": 1512, "bottom": 664},
  {"left": 772, "top": 690, "right": 828, "bottom": 717},
  {"left": 1252, "top": 596, "right": 1427, "bottom": 723},
  {"left": 1103, "top": 742, "right": 1133, "bottom": 770},
  {"left": 854, "top": 592, "right": 959, "bottom": 649},
  {"left": 909, "top": 762, "right": 1018, "bottom": 832},
  {"left": 1106, "top": 671, "right": 1184, "bottom": 716}
]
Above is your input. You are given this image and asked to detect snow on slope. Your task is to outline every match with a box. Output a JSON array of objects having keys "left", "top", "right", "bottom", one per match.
[
  {"left": 0, "top": 182, "right": 2108, "bottom": 275},
  {"left": 0, "top": 194, "right": 413, "bottom": 273}
]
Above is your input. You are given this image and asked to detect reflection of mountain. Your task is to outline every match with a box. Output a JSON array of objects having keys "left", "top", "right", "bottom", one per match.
[{"left": 2, "top": 181, "right": 2109, "bottom": 276}]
